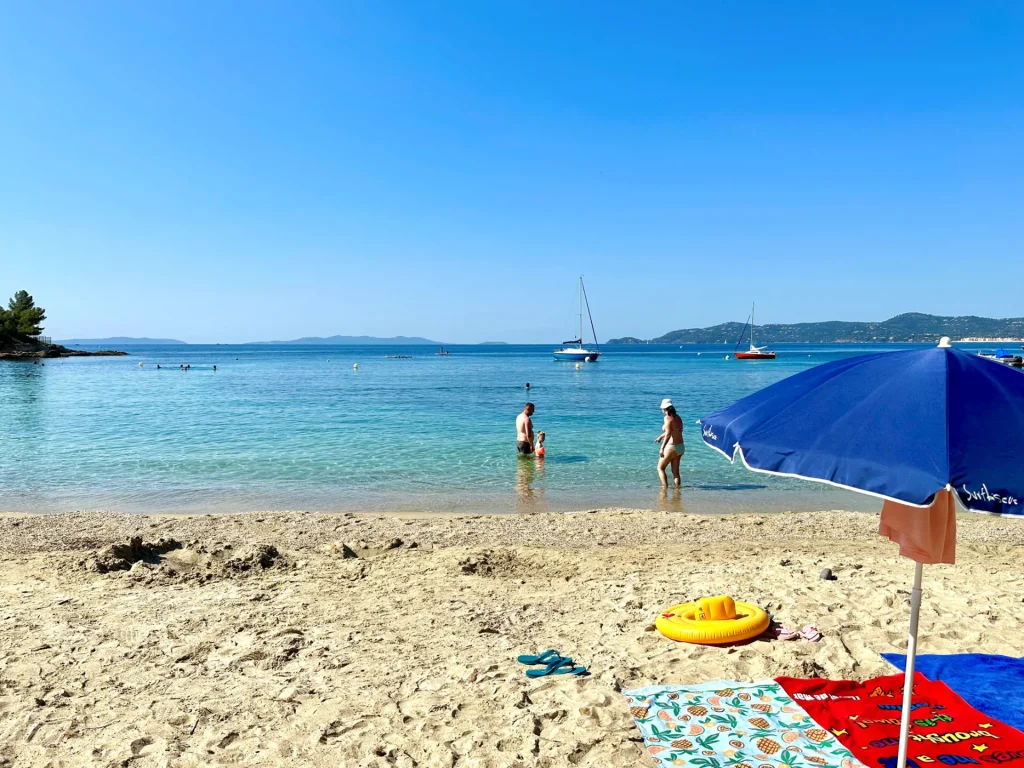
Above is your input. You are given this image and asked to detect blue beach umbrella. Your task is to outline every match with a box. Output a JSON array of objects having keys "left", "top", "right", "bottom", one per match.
[{"left": 698, "top": 339, "right": 1024, "bottom": 768}]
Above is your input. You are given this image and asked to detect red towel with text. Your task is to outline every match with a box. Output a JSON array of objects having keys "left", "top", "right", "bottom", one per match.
[{"left": 777, "top": 673, "right": 1024, "bottom": 768}]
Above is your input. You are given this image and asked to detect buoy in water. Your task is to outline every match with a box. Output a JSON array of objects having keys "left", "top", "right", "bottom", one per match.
[
  {"left": 353, "top": 363, "right": 359, "bottom": 370},
  {"left": 725, "top": 355, "right": 730, "bottom": 360},
  {"left": 138, "top": 362, "right": 143, "bottom": 367},
  {"left": 575, "top": 362, "right": 581, "bottom": 370},
  {"left": 697, "top": 352, "right": 701, "bottom": 356}
]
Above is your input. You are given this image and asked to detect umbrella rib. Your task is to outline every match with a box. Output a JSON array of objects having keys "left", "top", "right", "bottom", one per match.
[{"left": 731, "top": 443, "right": 936, "bottom": 508}]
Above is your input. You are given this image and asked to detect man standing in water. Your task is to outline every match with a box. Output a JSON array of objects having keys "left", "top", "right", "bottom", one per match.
[
  {"left": 516, "top": 402, "right": 535, "bottom": 455},
  {"left": 655, "top": 398, "right": 684, "bottom": 488}
]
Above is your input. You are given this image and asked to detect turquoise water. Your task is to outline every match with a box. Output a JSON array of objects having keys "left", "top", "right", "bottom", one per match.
[{"left": 0, "top": 343, "right": 985, "bottom": 514}]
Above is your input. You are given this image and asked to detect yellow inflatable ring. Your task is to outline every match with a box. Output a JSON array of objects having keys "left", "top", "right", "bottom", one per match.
[{"left": 655, "top": 595, "right": 770, "bottom": 645}]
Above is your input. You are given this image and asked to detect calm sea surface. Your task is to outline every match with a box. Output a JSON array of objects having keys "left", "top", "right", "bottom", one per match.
[{"left": 0, "top": 342, "right": 997, "bottom": 514}]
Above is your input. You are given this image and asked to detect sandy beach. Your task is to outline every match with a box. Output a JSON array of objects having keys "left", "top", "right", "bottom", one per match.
[{"left": 1, "top": 508, "right": 1022, "bottom": 768}]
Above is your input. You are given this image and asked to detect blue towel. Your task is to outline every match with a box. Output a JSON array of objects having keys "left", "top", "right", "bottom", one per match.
[{"left": 882, "top": 653, "right": 1024, "bottom": 732}]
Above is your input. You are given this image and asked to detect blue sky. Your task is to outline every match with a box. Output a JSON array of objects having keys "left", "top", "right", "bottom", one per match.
[{"left": 1, "top": 2, "right": 1022, "bottom": 343}]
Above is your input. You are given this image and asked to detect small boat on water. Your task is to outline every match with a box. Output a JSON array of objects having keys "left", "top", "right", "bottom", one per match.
[
  {"left": 553, "top": 277, "right": 601, "bottom": 362},
  {"left": 385, "top": 355, "right": 412, "bottom": 359},
  {"left": 979, "top": 350, "right": 1024, "bottom": 368},
  {"left": 436, "top": 346, "right": 450, "bottom": 356},
  {"left": 733, "top": 303, "right": 776, "bottom": 360}
]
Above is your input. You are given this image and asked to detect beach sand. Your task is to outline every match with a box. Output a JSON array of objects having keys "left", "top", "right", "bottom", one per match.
[{"left": 1, "top": 508, "right": 1022, "bottom": 767}]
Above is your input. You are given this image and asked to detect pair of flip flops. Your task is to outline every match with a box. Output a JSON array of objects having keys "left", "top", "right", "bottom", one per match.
[
  {"left": 769, "top": 623, "right": 823, "bottom": 642},
  {"left": 517, "top": 649, "right": 587, "bottom": 677}
]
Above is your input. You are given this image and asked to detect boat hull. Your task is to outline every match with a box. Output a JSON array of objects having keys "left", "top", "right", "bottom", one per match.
[
  {"left": 734, "top": 351, "right": 777, "bottom": 360},
  {"left": 979, "top": 353, "right": 1023, "bottom": 368},
  {"left": 553, "top": 349, "right": 600, "bottom": 362}
]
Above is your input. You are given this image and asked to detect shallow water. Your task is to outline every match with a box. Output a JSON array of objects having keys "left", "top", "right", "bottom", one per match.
[{"left": 0, "top": 342, "right": 990, "bottom": 514}]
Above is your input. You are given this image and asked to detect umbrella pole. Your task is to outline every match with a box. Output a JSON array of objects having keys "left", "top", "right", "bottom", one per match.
[{"left": 896, "top": 561, "right": 924, "bottom": 768}]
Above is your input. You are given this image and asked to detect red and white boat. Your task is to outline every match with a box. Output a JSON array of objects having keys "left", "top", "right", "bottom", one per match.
[{"left": 733, "top": 302, "right": 776, "bottom": 360}]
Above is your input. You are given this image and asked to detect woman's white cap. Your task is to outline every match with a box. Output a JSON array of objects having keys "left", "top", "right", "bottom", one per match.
[{"left": 660, "top": 398, "right": 673, "bottom": 409}]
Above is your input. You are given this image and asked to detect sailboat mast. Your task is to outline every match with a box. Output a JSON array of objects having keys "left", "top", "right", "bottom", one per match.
[
  {"left": 751, "top": 302, "right": 755, "bottom": 349},
  {"left": 581, "top": 278, "right": 600, "bottom": 352},
  {"left": 579, "top": 276, "right": 584, "bottom": 349}
]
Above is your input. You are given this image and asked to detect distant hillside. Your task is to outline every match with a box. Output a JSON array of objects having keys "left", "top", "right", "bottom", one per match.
[
  {"left": 608, "top": 313, "right": 1024, "bottom": 344},
  {"left": 58, "top": 337, "right": 187, "bottom": 345},
  {"left": 246, "top": 335, "right": 441, "bottom": 345}
]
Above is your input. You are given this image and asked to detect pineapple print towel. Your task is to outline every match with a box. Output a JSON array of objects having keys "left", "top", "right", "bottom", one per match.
[{"left": 623, "top": 680, "right": 863, "bottom": 768}]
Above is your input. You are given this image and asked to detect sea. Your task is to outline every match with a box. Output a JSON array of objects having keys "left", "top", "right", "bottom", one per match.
[{"left": 0, "top": 342, "right": 1004, "bottom": 515}]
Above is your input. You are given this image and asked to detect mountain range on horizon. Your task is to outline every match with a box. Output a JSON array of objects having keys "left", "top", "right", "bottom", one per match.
[
  {"left": 57, "top": 337, "right": 188, "bottom": 346},
  {"left": 57, "top": 335, "right": 443, "bottom": 346},
  {"left": 608, "top": 312, "right": 1024, "bottom": 345},
  {"left": 244, "top": 335, "right": 442, "bottom": 345},
  {"left": 55, "top": 314, "right": 1024, "bottom": 347}
]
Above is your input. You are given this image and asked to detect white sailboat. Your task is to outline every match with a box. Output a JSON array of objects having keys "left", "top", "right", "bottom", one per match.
[{"left": 553, "top": 277, "right": 601, "bottom": 362}]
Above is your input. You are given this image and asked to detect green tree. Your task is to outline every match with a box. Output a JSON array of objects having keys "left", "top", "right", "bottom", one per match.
[{"left": 0, "top": 290, "right": 47, "bottom": 347}]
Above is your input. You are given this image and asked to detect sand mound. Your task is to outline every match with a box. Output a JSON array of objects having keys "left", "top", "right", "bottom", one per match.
[
  {"left": 81, "top": 538, "right": 289, "bottom": 584},
  {"left": 83, "top": 535, "right": 183, "bottom": 573},
  {"left": 456, "top": 548, "right": 580, "bottom": 580},
  {"left": 224, "top": 543, "right": 285, "bottom": 572},
  {"left": 458, "top": 548, "right": 521, "bottom": 576}
]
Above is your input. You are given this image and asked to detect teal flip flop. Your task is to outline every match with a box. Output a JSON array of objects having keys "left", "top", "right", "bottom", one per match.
[
  {"left": 517, "top": 649, "right": 564, "bottom": 666},
  {"left": 525, "top": 656, "right": 587, "bottom": 678}
]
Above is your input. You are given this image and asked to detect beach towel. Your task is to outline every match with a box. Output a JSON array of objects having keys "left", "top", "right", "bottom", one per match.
[
  {"left": 623, "top": 680, "right": 862, "bottom": 768},
  {"left": 882, "top": 653, "right": 1024, "bottom": 733},
  {"left": 777, "top": 672, "right": 1024, "bottom": 768},
  {"left": 878, "top": 488, "right": 956, "bottom": 564}
]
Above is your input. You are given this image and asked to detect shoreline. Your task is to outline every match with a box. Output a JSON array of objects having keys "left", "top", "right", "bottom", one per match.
[
  {"left": 2, "top": 508, "right": 1022, "bottom": 766},
  {"left": 2, "top": 506, "right": 1020, "bottom": 554},
  {"left": 0, "top": 486, "right": 878, "bottom": 518},
  {"left": 0, "top": 343, "right": 128, "bottom": 360}
]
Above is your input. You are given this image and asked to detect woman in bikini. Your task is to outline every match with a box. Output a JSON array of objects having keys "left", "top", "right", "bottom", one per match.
[{"left": 655, "top": 398, "right": 684, "bottom": 488}]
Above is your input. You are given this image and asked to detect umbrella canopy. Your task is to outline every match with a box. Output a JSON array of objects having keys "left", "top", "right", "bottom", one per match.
[
  {"left": 697, "top": 341, "right": 1024, "bottom": 768},
  {"left": 699, "top": 345, "right": 1024, "bottom": 515}
]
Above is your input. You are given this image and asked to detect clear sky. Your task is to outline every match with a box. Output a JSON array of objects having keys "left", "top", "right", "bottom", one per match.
[{"left": 1, "top": 2, "right": 1022, "bottom": 343}]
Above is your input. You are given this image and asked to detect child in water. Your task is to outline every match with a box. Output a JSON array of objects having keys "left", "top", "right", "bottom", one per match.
[{"left": 535, "top": 431, "right": 546, "bottom": 457}]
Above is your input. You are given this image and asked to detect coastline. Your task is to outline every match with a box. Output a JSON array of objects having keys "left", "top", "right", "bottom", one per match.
[
  {"left": 0, "top": 344, "right": 127, "bottom": 360},
  {"left": 1, "top": 507, "right": 1021, "bottom": 767},
  {"left": 0, "top": 484, "right": 877, "bottom": 517}
]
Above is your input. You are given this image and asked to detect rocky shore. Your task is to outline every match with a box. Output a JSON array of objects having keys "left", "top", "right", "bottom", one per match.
[{"left": 0, "top": 343, "right": 127, "bottom": 360}]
